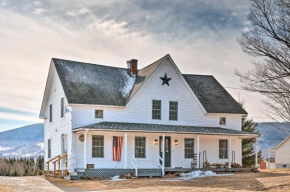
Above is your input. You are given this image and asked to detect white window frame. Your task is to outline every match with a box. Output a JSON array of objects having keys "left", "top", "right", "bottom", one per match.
[
  {"left": 169, "top": 101, "right": 178, "bottom": 121},
  {"left": 219, "top": 117, "right": 226, "bottom": 125},
  {"left": 92, "top": 135, "right": 105, "bottom": 158},
  {"left": 49, "top": 103, "right": 53, "bottom": 123},
  {"left": 135, "top": 136, "right": 146, "bottom": 159},
  {"left": 184, "top": 138, "right": 194, "bottom": 159},
  {"left": 61, "top": 97, "right": 65, "bottom": 119},
  {"left": 48, "top": 139, "right": 51, "bottom": 158},
  {"left": 152, "top": 100, "right": 162, "bottom": 120},
  {"left": 218, "top": 139, "right": 228, "bottom": 159},
  {"left": 94, "top": 109, "right": 104, "bottom": 119}
]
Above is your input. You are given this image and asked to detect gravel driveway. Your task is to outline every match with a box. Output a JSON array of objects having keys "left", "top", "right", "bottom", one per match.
[{"left": 0, "top": 176, "right": 64, "bottom": 192}]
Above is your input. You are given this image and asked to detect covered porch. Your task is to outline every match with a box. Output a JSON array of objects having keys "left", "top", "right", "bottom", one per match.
[{"left": 71, "top": 122, "right": 259, "bottom": 178}]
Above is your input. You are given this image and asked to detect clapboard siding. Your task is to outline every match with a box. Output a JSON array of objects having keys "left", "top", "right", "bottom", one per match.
[
  {"left": 275, "top": 138, "right": 290, "bottom": 164},
  {"left": 74, "top": 131, "right": 241, "bottom": 169},
  {"left": 43, "top": 63, "right": 72, "bottom": 171},
  {"left": 73, "top": 58, "right": 242, "bottom": 131}
]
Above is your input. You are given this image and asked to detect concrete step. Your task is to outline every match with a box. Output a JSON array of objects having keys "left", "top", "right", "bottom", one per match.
[
  {"left": 63, "top": 175, "right": 71, "bottom": 180},
  {"left": 71, "top": 172, "right": 78, "bottom": 177},
  {"left": 75, "top": 169, "right": 85, "bottom": 173}
]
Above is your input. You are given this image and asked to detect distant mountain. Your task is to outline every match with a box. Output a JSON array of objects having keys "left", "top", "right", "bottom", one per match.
[
  {"left": 257, "top": 122, "right": 290, "bottom": 158},
  {"left": 0, "top": 123, "right": 44, "bottom": 158}
]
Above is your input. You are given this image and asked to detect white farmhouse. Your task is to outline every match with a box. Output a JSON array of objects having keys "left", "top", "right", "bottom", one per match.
[
  {"left": 39, "top": 54, "right": 258, "bottom": 178},
  {"left": 268, "top": 136, "right": 290, "bottom": 169}
]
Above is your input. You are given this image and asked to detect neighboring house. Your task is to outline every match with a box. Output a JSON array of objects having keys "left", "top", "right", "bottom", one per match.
[
  {"left": 39, "top": 54, "right": 258, "bottom": 178},
  {"left": 268, "top": 136, "right": 290, "bottom": 169}
]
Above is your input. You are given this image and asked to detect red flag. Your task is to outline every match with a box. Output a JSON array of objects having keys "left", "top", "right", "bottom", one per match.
[{"left": 113, "top": 136, "right": 123, "bottom": 161}]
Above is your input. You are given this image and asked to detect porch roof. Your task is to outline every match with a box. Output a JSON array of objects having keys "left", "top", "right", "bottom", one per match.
[{"left": 74, "top": 122, "right": 258, "bottom": 137}]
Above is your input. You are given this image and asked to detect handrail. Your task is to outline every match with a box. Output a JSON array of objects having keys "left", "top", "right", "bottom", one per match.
[
  {"left": 158, "top": 155, "right": 164, "bottom": 176},
  {"left": 46, "top": 154, "right": 68, "bottom": 177},
  {"left": 131, "top": 155, "right": 138, "bottom": 177},
  {"left": 46, "top": 155, "right": 60, "bottom": 176}
]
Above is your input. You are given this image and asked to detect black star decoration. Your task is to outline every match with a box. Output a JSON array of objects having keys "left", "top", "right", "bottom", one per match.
[{"left": 160, "top": 73, "right": 172, "bottom": 86}]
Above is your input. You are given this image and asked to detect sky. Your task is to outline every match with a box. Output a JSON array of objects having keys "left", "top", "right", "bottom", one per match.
[{"left": 0, "top": 0, "right": 271, "bottom": 132}]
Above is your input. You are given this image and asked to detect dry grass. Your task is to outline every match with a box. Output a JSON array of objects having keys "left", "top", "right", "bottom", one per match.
[{"left": 47, "top": 171, "right": 290, "bottom": 192}]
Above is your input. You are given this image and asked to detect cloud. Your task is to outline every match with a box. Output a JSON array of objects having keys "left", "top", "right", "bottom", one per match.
[
  {"left": 0, "top": 112, "right": 41, "bottom": 122},
  {"left": 34, "top": 8, "right": 46, "bottom": 15},
  {"left": 0, "top": 0, "right": 270, "bottom": 126}
]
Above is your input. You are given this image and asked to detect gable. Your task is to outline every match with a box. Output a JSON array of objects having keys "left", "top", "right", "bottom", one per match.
[
  {"left": 127, "top": 56, "right": 207, "bottom": 117},
  {"left": 274, "top": 136, "right": 290, "bottom": 151},
  {"left": 39, "top": 61, "right": 55, "bottom": 118}
]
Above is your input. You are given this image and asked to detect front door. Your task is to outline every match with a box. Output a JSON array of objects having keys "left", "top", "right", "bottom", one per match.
[{"left": 159, "top": 136, "right": 171, "bottom": 167}]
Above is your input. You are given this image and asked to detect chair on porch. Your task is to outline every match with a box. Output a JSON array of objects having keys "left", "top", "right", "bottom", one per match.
[{"left": 191, "top": 153, "right": 200, "bottom": 169}]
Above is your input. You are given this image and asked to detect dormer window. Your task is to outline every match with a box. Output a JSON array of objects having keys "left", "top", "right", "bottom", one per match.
[
  {"left": 219, "top": 117, "right": 226, "bottom": 125},
  {"left": 95, "top": 110, "right": 103, "bottom": 119}
]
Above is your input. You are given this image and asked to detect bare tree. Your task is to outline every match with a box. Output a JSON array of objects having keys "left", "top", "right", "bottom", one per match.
[{"left": 236, "top": 0, "right": 290, "bottom": 122}]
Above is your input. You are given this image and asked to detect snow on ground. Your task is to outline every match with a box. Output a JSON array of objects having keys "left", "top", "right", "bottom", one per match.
[
  {"left": 177, "top": 171, "right": 233, "bottom": 180},
  {"left": 111, "top": 175, "right": 127, "bottom": 181}
]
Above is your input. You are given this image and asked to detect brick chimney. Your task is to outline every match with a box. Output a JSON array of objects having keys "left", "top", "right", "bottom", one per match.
[{"left": 129, "top": 59, "right": 138, "bottom": 75}]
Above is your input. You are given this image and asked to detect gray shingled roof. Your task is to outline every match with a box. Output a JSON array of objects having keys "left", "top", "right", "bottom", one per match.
[
  {"left": 53, "top": 55, "right": 247, "bottom": 114},
  {"left": 53, "top": 58, "right": 136, "bottom": 106},
  {"left": 183, "top": 75, "right": 247, "bottom": 114},
  {"left": 76, "top": 122, "right": 257, "bottom": 136}
]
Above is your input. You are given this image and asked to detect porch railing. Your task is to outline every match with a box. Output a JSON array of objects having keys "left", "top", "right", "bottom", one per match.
[
  {"left": 157, "top": 156, "right": 164, "bottom": 176},
  {"left": 131, "top": 155, "right": 138, "bottom": 177}
]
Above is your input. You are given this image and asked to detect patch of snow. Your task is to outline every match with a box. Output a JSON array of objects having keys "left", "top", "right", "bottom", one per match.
[
  {"left": 178, "top": 171, "right": 232, "bottom": 180},
  {"left": 121, "top": 70, "right": 136, "bottom": 97},
  {"left": 110, "top": 175, "right": 126, "bottom": 181}
]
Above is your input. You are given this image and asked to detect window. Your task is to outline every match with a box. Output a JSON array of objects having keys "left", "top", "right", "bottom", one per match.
[
  {"left": 49, "top": 104, "right": 53, "bottom": 123},
  {"left": 48, "top": 139, "right": 51, "bottom": 158},
  {"left": 92, "top": 135, "right": 104, "bottom": 158},
  {"left": 135, "top": 137, "right": 146, "bottom": 158},
  {"left": 185, "top": 139, "right": 194, "bottom": 158},
  {"left": 61, "top": 98, "right": 64, "bottom": 118},
  {"left": 219, "top": 140, "right": 228, "bottom": 159},
  {"left": 169, "top": 101, "right": 178, "bottom": 120},
  {"left": 152, "top": 100, "right": 161, "bottom": 120},
  {"left": 219, "top": 117, "right": 226, "bottom": 125},
  {"left": 95, "top": 110, "right": 103, "bottom": 119}
]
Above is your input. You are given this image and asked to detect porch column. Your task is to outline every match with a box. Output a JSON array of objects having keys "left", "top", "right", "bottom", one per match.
[
  {"left": 124, "top": 133, "right": 128, "bottom": 169},
  {"left": 84, "top": 129, "right": 88, "bottom": 169},
  {"left": 255, "top": 138, "right": 258, "bottom": 168},
  {"left": 197, "top": 135, "right": 200, "bottom": 169},
  {"left": 162, "top": 134, "right": 165, "bottom": 176},
  {"left": 228, "top": 136, "right": 232, "bottom": 169}
]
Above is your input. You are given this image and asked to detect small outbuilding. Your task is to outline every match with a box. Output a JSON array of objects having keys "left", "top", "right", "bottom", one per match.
[{"left": 268, "top": 136, "right": 290, "bottom": 169}]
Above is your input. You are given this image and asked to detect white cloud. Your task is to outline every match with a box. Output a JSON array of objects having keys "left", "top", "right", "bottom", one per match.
[
  {"left": 0, "top": 112, "right": 41, "bottom": 122},
  {"left": 34, "top": 8, "right": 46, "bottom": 14}
]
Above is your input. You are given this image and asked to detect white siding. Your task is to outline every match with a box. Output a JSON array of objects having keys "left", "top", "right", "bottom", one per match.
[
  {"left": 72, "top": 58, "right": 242, "bottom": 131},
  {"left": 75, "top": 131, "right": 242, "bottom": 169},
  {"left": 275, "top": 138, "right": 290, "bottom": 164},
  {"left": 43, "top": 64, "right": 72, "bottom": 171}
]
